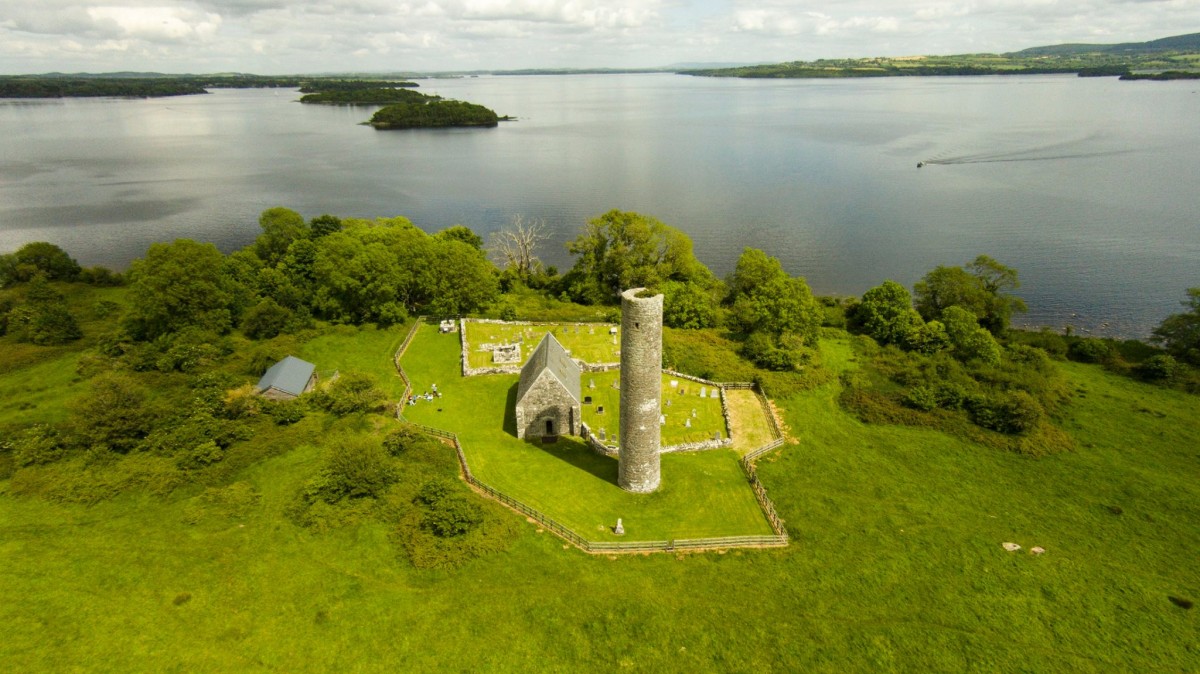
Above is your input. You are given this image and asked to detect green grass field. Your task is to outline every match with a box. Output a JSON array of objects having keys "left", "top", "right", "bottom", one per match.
[
  {"left": 579, "top": 370, "right": 727, "bottom": 447},
  {"left": 2, "top": 314, "right": 1198, "bottom": 671},
  {"left": 463, "top": 320, "right": 620, "bottom": 368},
  {"left": 400, "top": 322, "right": 771, "bottom": 541},
  {"left": 297, "top": 323, "right": 411, "bottom": 399}
]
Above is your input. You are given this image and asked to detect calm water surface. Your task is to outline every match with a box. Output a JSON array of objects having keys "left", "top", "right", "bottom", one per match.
[{"left": 1, "top": 74, "right": 1197, "bottom": 337}]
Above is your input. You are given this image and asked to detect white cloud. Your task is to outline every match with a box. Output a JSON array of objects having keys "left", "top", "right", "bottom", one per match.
[
  {"left": 1, "top": 0, "right": 1199, "bottom": 73},
  {"left": 87, "top": 6, "right": 221, "bottom": 42}
]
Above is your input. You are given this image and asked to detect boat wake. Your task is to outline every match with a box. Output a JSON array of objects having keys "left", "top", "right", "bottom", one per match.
[{"left": 921, "top": 135, "right": 1133, "bottom": 166}]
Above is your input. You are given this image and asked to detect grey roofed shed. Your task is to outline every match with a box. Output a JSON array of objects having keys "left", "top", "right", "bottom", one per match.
[
  {"left": 257, "top": 355, "right": 317, "bottom": 400},
  {"left": 514, "top": 333, "right": 582, "bottom": 440}
]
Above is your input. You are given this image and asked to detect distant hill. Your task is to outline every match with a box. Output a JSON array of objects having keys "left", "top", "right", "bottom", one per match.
[
  {"left": 1012, "top": 32, "right": 1200, "bottom": 57},
  {"left": 685, "top": 31, "right": 1200, "bottom": 79}
]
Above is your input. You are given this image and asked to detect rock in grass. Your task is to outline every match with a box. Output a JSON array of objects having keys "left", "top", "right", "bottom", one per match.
[
  {"left": 1168, "top": 596, "right": 1194, "bottom": 610},
  {"left": 1002, "top": 542, "right": 1021, "bottom": 552}
]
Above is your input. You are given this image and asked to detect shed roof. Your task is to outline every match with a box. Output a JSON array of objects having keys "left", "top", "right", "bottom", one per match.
[
  {"left": 517, "top": 333, "right": 581, "bottom": 404},
  {"left": 257, "top": 355, "right": 316, "bottom": 397}
]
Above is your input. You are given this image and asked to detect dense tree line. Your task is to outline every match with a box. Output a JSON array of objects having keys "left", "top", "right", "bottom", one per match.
[
  {"left": 0, "top": 78, "right": 208, "bottom": 98},
  {"left": 369, "top": 100, "right": 501, "bottom": 129},
  {"left": 299, "top": 88, "right": 434, "bottom": 106}
]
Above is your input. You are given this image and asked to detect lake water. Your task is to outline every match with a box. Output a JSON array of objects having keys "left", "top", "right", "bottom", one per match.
[{"left": 1, "top": 73, "right": 1197, "bottom": 337}]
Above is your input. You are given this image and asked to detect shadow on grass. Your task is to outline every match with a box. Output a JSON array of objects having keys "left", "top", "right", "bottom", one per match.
[
  {"left": 504, "top": 383, "right": 518, "bottom": 437},
  {"left": 535, "top": 436, "right": 620, "bottom": 486}
]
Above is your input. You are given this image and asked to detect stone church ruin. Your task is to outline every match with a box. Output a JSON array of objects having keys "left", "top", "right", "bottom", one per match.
[{"left": 514, "top": 333, "right": 581, "bottom": 441}]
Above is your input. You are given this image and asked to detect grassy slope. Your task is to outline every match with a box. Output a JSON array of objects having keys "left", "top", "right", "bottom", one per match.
[{"left": 1, "top": 329, "right": 1197, "bottom": 671}]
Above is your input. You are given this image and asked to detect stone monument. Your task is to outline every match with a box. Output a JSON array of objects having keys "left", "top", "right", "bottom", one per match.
[{"left": 618, "top": 287, "right": 663, "bottom": 493}]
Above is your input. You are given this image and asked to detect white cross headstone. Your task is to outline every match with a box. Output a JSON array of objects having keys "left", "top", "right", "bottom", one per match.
[
  {"left": 660, "top": 415, "right": 666, "bottom": 425},
  {"left": 685, "top": 418, "right": 692, "bottom": 428},
  {"left": 691, "top": 408, "right": 697, "bottom": 418},
  {"left": 589, "top": 379, "right": 596, "bottom": 389}
]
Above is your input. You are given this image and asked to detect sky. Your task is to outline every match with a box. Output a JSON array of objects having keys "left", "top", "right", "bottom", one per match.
[{"left": 1, "top": 0, "right": 1198, "bottom": 74}]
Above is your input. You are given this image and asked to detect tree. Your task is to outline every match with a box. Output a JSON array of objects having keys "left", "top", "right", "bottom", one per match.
[
  {"left": 436, "top": 225, "right": 484, "bottom": 251},
  {"left": 125, "top": 239, "right": 238, "bottom": 339},
  {"left": 661, "top": 280, "right": 720, "bottom": 329},
  {"left": 489, "top": 215, "right": 548, "bottom": 278},
  {"left": 21, "top": 274, "right": 82, "bottom": 345},
  {"left": 254, "top": 207, "right": 309, "bottom": 265},
  {"left": 71, "top": 373, "right": 156, "bottom": 452},
  {"left": 914, "top": 255, "right": 1027, "bottom": 334},
  {"left": 856, "top": 280, "right": 922, "bottom": 347},
  {"left": 563, "top": 210, "right": 714, "bottom": 304},
  {"left": 726, "top": 248, "right": 821, "bottom": 343},
  {"left": 1151, "top": 288, "right": 1200, "bottom": 365},
  {"left": 941, "top": 306, "right": 1002, "bottom": 365},
  {"left": 241, "top": 298, "right": 292, "bottom": 339},
  {"left": 309, "top": 214, "right": 343, "bottom": 238},
  {"left": 416, "top": 239, "right": 499, "bottom": 317},
  {"left": 0, "top": 241, "right": 81, "bottom": 286}
]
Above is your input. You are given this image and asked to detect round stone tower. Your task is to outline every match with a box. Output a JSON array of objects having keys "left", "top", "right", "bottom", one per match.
[{"left": 618, "top": 287, "right": 663, "bottom": 493}]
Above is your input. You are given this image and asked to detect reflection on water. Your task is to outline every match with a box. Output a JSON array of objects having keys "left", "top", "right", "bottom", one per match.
[{"left": 1, "top": 74, "right": 1197, "bottom": 338}]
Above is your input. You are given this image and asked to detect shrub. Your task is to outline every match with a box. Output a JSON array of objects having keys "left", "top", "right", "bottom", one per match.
[
  {"left": 9, "top": 424, "right": 70, "bottom": 467},
  {"left": 1068, "top": 338, "right": 1113, "bottom": 364},
  {"left": 901, "top": 386, "right": 938, "bottom": 412},
  {"left": 310, "top": 373, "right": 388, "bottom": 416},
  {"left": 967, "top": 391, "right": 1044, "bottom": 435},
  {"left": 301, "top": 437, "right": 397, "bottom": 504},
  {"left": 1135, "top": 354, "right": 1181, "bottom": 382},
  {"left": 414, "top": 478, "right": 482, "bottom": 538},
  {"left": 498, "top": 304, "right": 518, "bottom": 322},
  {"left": 264, "top": 399, "right": 306, "bottom": 425},
  {"left": 933, "top": 383, "right": 968, "bottom": 410},
  {"left": 241, "top": 298, "right": 293, "bottom": 340},
  {"left": 383, "top": 426, "right": 425, "bottom": 456}
]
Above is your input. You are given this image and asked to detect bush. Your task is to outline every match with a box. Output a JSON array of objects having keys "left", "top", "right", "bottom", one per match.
[
  {"left": 933, "top": 382, "right": 968, "bottom": 410},
  {"left": 8, "top": 425, "right": 70, "bottom": 467},
  {"left": 901, "top": 386, "right": 938, "bottom": 412},
  {"left": 383, "top": 426, "right": 425, "bottom": 456},
  {"left": 1135, "top": 354, "right": 1181, "bottom": 382},
  {"left": 302, "top": 437, "right": 396, "bottom": 504},
  {"left": 264, "top": 399, "right": 306, "bottom": 425},
  {"left": 498, "top": 304, "right": 518, "bottom": 322},
  {"left": 967, "top": 391, "right": 1044, "bottom": 435},
  {"left": 1068, "top": 338, "right": 1113, "bottom": 364},
  {"left": 414, "top": 478, "right": 482, "bottom": 537},
  {"left": 310, "top": 373, "right": 388, "bottom": 416},
  {"left": 241, "top": 298, "right": 293, "bottom": 340}
]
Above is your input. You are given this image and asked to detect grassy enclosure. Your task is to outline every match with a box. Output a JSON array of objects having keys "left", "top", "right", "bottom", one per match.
[
  {"left": 579, "top": 370, "right": 728, "bottom": 447},
  {"left": 463, "top": 320, "right": 620, "bottom": 369},
  {"left": 399, "top": 323, "right": 772, "bottom": 541}
]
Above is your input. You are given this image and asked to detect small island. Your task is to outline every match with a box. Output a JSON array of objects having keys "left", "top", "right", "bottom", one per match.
[
  {"left": 299, "top": 87, "right": 435, "bottom": 106},
  {"left": 368, "top": 99, "right": 505, "bottom": 129}
]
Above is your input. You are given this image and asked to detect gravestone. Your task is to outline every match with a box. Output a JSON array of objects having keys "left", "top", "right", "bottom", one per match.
[{"left": 685, "top": 418, "right": 691, "bottom": 428}]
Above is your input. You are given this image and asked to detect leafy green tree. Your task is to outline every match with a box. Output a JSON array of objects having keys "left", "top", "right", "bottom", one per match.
[
  {"left": 125, "top": 240, "right": 238, "bottom": 340},
  {"left": 416, "top": 239, "right": 498, "bottom": 317},
  {"left": 942, "top": 306, "right": 1002, "bottom": 365},
  {"left": 309, "top": 214, "right": 343, "bottom": 238},
  {"left": 254, "top": 207, "right": 309, "bottom": 265},
  {"left": 71, "top": 373, "right": 156, "bottom": 452},
  {"left": 1151, "top": 288, "right": 1200, "bottom": 365},
  {"left": 727, "top": 248, "right": 821, "bottom": 343},
  {"left": 914, "top": 255, "right": 1027, "bottom": 334},
  {"left": 1, "top": 241, "right": 81, "bottom": 286},
  {"left": 241, "top": 298, "right": 293, "bottom": 339},
  {"left": 6, "top": 274, "right": 82, "bottom": 345},
  {"left": 856, "top": 280, "right": 922, "bottom": 346},
  {"left": 564, "top": 210, "right": 715, "bottom": 305},
  {"left": 310, "top": 224, "right": 418, "bottom": 324},
  {"left": 310, "top": 373, "right": 388, "bottom": 416},
  {"left": 435, "top": 225, "right": 484, "bottom": 251},
  {"left": 661, "top": 280, "right": 720, "bottom": 329}
]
